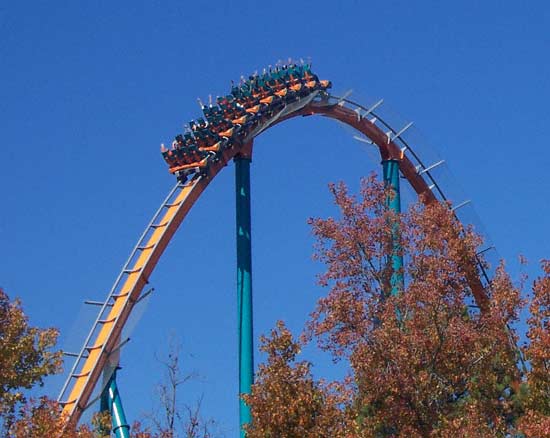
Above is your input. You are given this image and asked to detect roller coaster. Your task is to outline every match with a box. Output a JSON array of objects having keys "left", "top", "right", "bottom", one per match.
[{"left": 57, "top": 62, "right": 495, "bottom": 437}]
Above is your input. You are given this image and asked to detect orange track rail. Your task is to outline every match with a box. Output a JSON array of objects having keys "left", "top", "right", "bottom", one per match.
[{"left": 60, "top": 99, "right": 489, "bottom": 426}]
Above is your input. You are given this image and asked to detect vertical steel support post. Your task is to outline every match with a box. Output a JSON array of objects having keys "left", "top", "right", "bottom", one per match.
[
  {"left": 235, "top": 146, "right": 254, "bottom": 438},
  {"left": 382, "top": 159, "right": 404, "bottom": 296},
  {"left": 100, "top": 371, "right": 130, "bottom": 438}
]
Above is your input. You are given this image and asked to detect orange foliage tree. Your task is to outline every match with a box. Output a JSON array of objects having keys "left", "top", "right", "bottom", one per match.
[
  {"left": 6, "top": 354, "right": 216, "bottom": 438},
  {"left": 244, "top": 176, "right": 550, "bottom": 437},
  {"left": 0, "top": 288, "right": 61, "bottom": 435},
  {"left": 516, "top": 261, "right": 550, "bottom": 436}
]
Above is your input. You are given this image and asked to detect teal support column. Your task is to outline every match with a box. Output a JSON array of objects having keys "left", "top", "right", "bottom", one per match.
[
  {"left": 235, "top": 149, "right": 254, "bottom": 438},
  {"left": 100, "top": 371, "right": 130, "bottom": 438},
  {"left": 382, "top": 159, "right": 403, "bottom": 296}
]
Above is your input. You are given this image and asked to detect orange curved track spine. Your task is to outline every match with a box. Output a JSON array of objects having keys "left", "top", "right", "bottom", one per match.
[
  {"left": 60, "top": 99, "right": 490, "bottom": 425},
  {"left": 61, "top": 144, "right": 245, "bottom": 421}
]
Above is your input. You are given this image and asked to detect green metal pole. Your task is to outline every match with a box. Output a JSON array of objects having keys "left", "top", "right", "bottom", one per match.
[
  {"left": 382, "top": 159, "right": 403, "bottom": 296},
  {"left": 235, "top": 154, "right": 254, "bottom": 438},
  {"left": 100, "top": 371, "right": 130, "bottom": 438}
]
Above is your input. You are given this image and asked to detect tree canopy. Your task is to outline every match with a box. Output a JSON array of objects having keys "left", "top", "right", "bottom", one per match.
[
  {"left": 0, "top": 288, "right": 61, "bottom": 434},
  {"left": 0, "top": 291, "right": 215, "bottom": 437},
  {"left": 244, "top": 176, "right": 550, "bottom": 437},
  {"left": 2, "top": 176, "right": 549, "bottom": 436}
]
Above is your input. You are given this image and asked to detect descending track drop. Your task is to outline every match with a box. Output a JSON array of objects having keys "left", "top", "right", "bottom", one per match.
[{"left": 58, "top": 64, "right": 493, "bottom": 430}]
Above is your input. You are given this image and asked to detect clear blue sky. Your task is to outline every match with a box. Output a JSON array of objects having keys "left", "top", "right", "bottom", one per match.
[{"left": 1, "top": 0, "right": 549, "bottom": 435}]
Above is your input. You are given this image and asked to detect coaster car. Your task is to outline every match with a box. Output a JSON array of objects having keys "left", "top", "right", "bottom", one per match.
[
  {"left": 206, "top": 113, "right": 233, "bottom": 133},
  {"left": 232, "top": 114, "right": 249, "bottom": 125},
  {"left": 245, "top": 104, "right": 262, "bottom": 114},
  {"left": 219, "top": 126, "right": 237, "bottom": 139},
  {"left": 200, "top": 141, "right": 222, "bottom": 153},
  {"left": 194, "top": 128, "right": 221, "bottom": 149},
  {"left": 176, "top": 144, "right": 206, "bottom": 164},
  {"left": 167, "top": 142, "right": 210, "bottom": 173},
  {"left": 274, "top": 88, "right": 288, "bottom": 98},
  {"left": 169, "top": 156, "right": 209, "bottom": 174},
  {"left": 189, "top": 118, "right": 208, "bottom": 133},
  {"left": 163, "top": 61, "right": 330, "bottom": 178},
  {"left": 161, "top": 147, "right": 177, "bottom": 167},
  {"left": 203, "top": 104, "right": 224, "bottom": 122},
  {"left": 174, "top": 133, "right": 194, "bottom": 149}
]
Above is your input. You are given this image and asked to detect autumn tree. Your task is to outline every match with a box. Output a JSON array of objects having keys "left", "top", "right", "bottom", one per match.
[
  {"left": 0, "top": 288, "right": 101, "bottom": 437},
  {"left": 9, "top": 397, "right": 105, "bottom": 438},
  {"left": 245, "top": 176, "right": 550, "bottom": 437},
  {"left": 7, "top": 343, "right": 218, "bottom": 438},
  {"left": 0, "top": 288, "right": 215, "bottom": 438},
  {"left": 244, "top": 321, "right": 352, "bottom": 438},
  {"left": 516, "top": 261, "right": 550, "bottom": 436},
  {"left": 0, "top": 288, "right": 62, "bottom": 434}
]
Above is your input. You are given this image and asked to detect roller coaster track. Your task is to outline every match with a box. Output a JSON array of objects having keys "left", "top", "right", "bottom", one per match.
[{"left": 58, "top": 90, "right": 492, "bottom": 427}]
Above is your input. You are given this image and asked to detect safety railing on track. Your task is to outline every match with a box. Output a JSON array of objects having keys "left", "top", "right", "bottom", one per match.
[
  {"left": 328, "top": 94, "right": 496, "bottom": 293},
  {"left": 57, "top": 179, "right": 197, "bottom": 409}
]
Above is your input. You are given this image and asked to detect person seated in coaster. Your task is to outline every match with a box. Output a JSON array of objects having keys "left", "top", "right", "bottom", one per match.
[
  {"left": 203, "top": 104, "right": 223, "bottom": 124},
  {"left": 174, "top": 134, "right": 186, "bottom": 148},
  {"left": 195, "top": 128, "right": 220, "bottom": 148},
  {"left": 184, "top": 133, "right": 195, "bottom": 146},
  {"left": 161, "top": 144, "right": 176, "bottom": 167}
]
